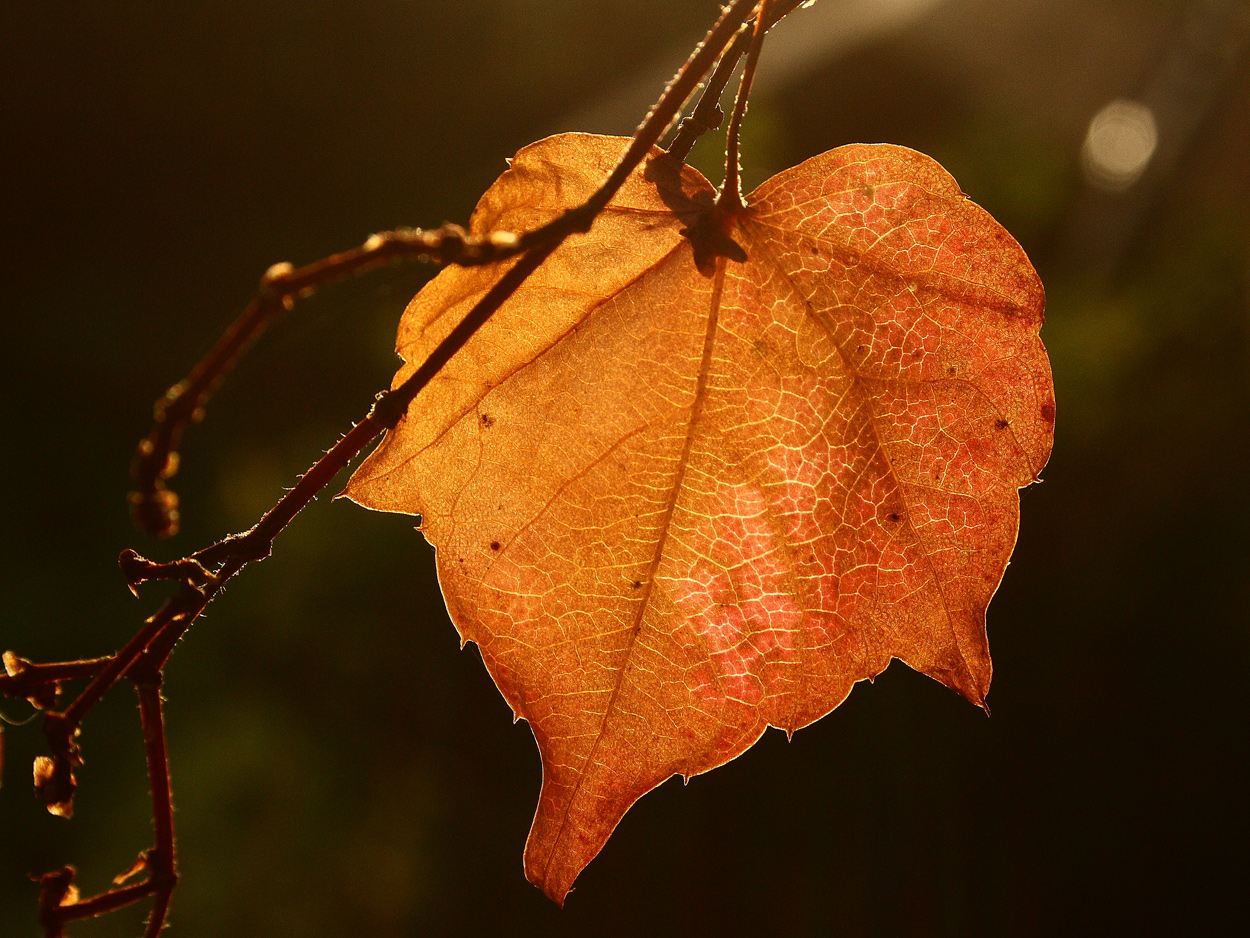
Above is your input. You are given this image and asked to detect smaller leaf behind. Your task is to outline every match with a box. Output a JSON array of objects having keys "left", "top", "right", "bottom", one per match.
[{"left": 346, "top": 134, "right": 1053, "bottom": 903}]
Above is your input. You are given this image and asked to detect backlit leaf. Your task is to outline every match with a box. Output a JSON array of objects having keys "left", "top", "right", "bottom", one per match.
[{"left": 345, "top": 133, "right": 1053, "bottom": 902}]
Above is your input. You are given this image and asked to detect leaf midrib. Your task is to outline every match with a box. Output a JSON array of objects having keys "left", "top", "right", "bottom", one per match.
[{"left": 541, "top": 252, "right": 728, "bottom": 879}]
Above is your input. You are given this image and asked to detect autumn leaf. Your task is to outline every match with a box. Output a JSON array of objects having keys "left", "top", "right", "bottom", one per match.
[{"left": 345, "top": 133, "right": 1054, "bottom": 903}]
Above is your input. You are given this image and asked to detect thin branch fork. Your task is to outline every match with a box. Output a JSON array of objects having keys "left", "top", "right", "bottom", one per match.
[
  {"left": 4, "top": 2, "right": 801, "bottom": 933},
  {"left": 1, "top": 655, "right": 111, "bottom": 710},
  {"left": 32, "top": 671, "right": 178, "bottom": 938},
  {"left": 668, "top": 0, "right": 806, "bottom": 162},
  {"left": 719, "top": 0, "right": 775, "bottom": 211}
]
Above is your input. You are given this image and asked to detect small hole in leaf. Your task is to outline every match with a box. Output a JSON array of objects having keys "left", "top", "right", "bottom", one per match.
[
  {"left": 490, "top": 541, "right": 501, "bottom": 551},
  {"left": 480, "top": 413, "right": 495, "bottom": 428},
  {"left": 631, "top": 580, "right": 642, "bottom": 589},
  {"left": 994, "top": 419, "right": 1009, "bottom": 430}
]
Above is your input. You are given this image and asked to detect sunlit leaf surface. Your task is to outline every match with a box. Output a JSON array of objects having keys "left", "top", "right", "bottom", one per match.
[{"left": 346, "top": 134, "right": 1054, "bottom": 902}]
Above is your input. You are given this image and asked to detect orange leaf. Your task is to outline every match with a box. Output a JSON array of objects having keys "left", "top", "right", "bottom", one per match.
[{"left": 345, "top": 133, "right": 1054, "bottom": 903}]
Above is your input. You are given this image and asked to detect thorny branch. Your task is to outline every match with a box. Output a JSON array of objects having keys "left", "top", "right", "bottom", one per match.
[
  {"left": 128, "top": 223, "right": 525, "bottom": 540},
  {"left": 667, "top": 0, "right": 806, "bottom": 162},
  {"left": 2, "top": 2, "right": 797, "bottom": 933},
  {"left": 720, "top": 0, "right": 775, "bottom": 210}
]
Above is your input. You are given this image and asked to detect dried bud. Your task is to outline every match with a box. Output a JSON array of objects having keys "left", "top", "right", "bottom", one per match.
[
  {"left": 128, "top": 485, "right": 181, "bottom": 539},
  {"left": 112, "top": 849, "right": 152, "bottom": 886},
  {"left": 34, "top": 754, "right": 76, "bottom": 818}
]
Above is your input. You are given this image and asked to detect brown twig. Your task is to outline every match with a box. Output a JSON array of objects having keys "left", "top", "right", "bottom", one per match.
[
  {"left": 37, "top": 868, "right": 158, "bottom": 937},
  {"left": 6, "top": 2, "right": 802, "bottom": 933},
  {"left": 128, "top": 224, "right": 524, "bottom": 539},
  {"left": 667, "top": 0, "right": 806, "bottom": 163},
  {"left": 133, "top": 671, "right": 177, "bottom": 938},
  {"left": 130, "top": 1, "right": 814, "bottom": 542},
  {"left": 719, "top": 0, "right": 775, "bottom": 211},
  {"left": 1, "top": 654, "right": 112, "bottom": 711}
]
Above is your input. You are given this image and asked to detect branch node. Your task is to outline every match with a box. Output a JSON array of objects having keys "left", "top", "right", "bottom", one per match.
[
  {"left": 119, "top": 548, "right": 212, "bottom": 595},
  {"left": 436, "top": 224, "right": 465, "bottom": 259},
  {"left": 36, "top": 866, "right": 77, "bottom": 938},
  {"left": 556, "top": 205, "right": 597, "bottom": 236},
  {"left": 2, "top": 653, "right": 60, "bottom": 710},
  {"left": 260, "top": 261, "right": 297, "bottom": 298},
  {"left": 675, "top": 104, "right": 725, "bottom": 139},
  {"left": 129, "top": 659, "right": 164, "bottom": 690},
  {"left": 372, "top": 388, "right": 408, "bottom": 430}
]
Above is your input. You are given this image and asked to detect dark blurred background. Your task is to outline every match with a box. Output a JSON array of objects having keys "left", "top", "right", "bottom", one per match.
[{"left": 2, "top": 1, "right": 1247, "bottom": 935}]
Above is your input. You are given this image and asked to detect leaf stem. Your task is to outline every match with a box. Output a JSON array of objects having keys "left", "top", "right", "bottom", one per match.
[{"left": 719, "top": 0, "right": 774, "bottom": 212}]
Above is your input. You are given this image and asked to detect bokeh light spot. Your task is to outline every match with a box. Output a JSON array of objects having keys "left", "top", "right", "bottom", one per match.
[{"left": 1082, "top": 98, "right": 1158, "bottom": 192}]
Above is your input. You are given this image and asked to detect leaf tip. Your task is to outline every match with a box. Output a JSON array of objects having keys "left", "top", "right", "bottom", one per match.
[
  {"left": 528, "top": 864, "right": 574, "bottom": 908},
  {"left": 963, "top": 684, "right": 991, "bottom": 716}
]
